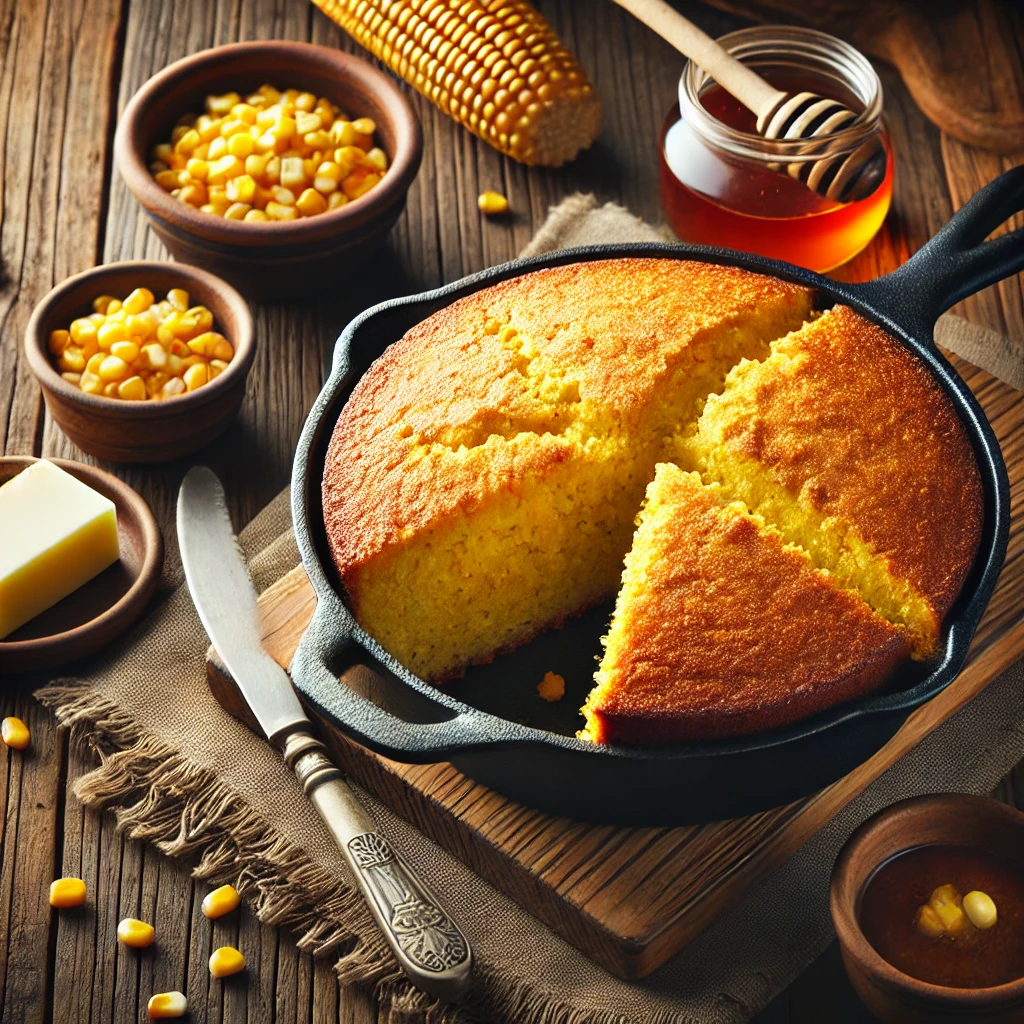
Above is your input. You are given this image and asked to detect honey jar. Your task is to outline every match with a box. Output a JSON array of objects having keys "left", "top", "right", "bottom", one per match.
[{"left": 659, "top": 27, "right": 893, "bottom": 272}]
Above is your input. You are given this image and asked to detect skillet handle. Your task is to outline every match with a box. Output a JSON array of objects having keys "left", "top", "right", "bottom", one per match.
[
  {"left": 851, "top": 164, "right": 1024, "bottom": 340},
  {"left": 290, "top": 601, "right": 507, "bottom": 762}
]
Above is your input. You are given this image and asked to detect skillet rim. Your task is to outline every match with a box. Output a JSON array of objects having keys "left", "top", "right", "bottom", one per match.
[{"left": 290, "top": 241, "right": 1010, "bottom": 764}]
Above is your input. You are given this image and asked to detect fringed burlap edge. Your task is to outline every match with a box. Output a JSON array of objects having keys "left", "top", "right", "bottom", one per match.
[{"left": 36, "top": 681, "right": 694, "bottom": 1024}]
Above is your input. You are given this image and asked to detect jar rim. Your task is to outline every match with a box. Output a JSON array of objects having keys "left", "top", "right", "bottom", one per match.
[{"left": 678, "top": 25, "right": 884, "bottom": 164}]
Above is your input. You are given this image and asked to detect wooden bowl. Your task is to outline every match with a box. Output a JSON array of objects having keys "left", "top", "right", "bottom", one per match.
[
  {"left": 24, "top": 261, "right": 254, "bottom": 464},
  {"left": 0, "top": 457, "right": 163, "bottom": 673},
  {"left": 831, "top": 794, "right": 1024, "bottom": 1023},
  {"left": 113, "top": 41, "right": 423, "bottom": 299}
]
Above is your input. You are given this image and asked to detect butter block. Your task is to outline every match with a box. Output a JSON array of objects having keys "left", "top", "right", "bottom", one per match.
[{"left": 0, "top": 461, "right": 119, "bottom": 639}]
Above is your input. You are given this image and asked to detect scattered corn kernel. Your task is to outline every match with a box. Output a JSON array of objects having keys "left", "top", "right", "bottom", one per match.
[
  {"left": 147, "top": 991, "right": 187, "bottom": 1019},
  {"left": 914, "top": 903, "right": 945, "bottom": 939},
  {"left": 478, "top": 190, "right": 510, "bottom": 216},
  {"left": 1, "top": 716, "right": 30, "bottom": 749},
  {"left": 48, "top": 288, "right": 233, "bottom": 402},
  {"left": 49, "top": 877, "right": 87, "bottom": 908},
  {"left": 963, "top": 890, "right": 998, "bottom": 929},
  {"left": 117, "top": 917, "right": 156, "bottom": 948},
  {"left": 537, "top": 672, "right": 565, "bottom": 702},
  {"left": 150, "top": 84, "right": 387, "bottom": 220},
  {"left": 201, "top": 884, "right": 240, "bottom": 919},
  {"left": 209, "top": 946, "right": 245, "bottom": 978}
]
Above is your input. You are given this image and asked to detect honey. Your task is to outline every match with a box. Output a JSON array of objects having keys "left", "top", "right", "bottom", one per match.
[{"left": 659, "top": 27, "right": 893, "bottom": 272}]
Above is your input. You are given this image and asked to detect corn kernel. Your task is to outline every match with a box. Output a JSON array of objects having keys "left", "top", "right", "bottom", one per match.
[
  {"left": 364, "top": 147, "right": 388, "bottom": 172},
  {"left": 183, "top": 363, "right": 209, "bottom": 391},
  {"left": 280, "top": 156, "right": 306, "bottom": 190},
  {"left": 265, "top": 201, "right": 298, "bottom": 221},
  {"left": 231, "top": 102, "right": 258, "bottom": 125},
  {"left": 351, "top": 117, "right": 376, "bottom": 137},
  {"left": 327, "top": 191, "right": 349, "bottom": 211},
  {"left": 59, "top": 347, "right": 86, "bottom": 373},
  {"left": 187, "top": 307, "right": 214, "bottom": 334},
  {"left": 98, "top": 355, "right": 129, "bottom": 382},
  {"left": 207, "top": 135, "right": 228, "bottom": 161},
  {"left": 138, "top": 344, "right": 167, "bottom": 370},
  {"left": 92, "top": 294, "right": 116, "bottom": 314},
  {"left": 270, "top": 185, "right": 296, "bottom": 206},
  {"left": 49, "top": 329, "right": 70, "bottom": 356},
  {"left": 147, "top": 991, "right": 187, "bottom": 1019},
  {"left": 79, "top": 371, "right": 103, "bottom": 395},
  {"left": 244, "top": 209, "right": 269, "bottom": 221},
  {"left": 225, "top": 174, "right": 257, "bottom": 203},
  {"left": 161, "top": 377, "right": 186, "bottom": 399},
  {"left": 49, "top": 878, "right": 87, "bottom": 908},
  {"left": 343, "top": 170, "right": 380, "bottom": 200},
  {"left": 97, "top": 321, "right": 126, "bottom": 349},
  {"left": 209, "top": 946, "right": 245, "bottom": 978},
  {"left": 1, "top": 716, "right": 30, "bottom": 749},
  {"left": 174, "top": 128, "right": 201, "bottom": 156},
  {"left": 117, "top": 917, "right": 155, "bottom": 947},
  {"left": 117, "top": 375, "right": 147, "bottom": 401},
  {"left": 224, "top": 202, "right": 251, "bottom": 220},
  {"left": 207, "top": 91, "right": 241, "bottom": 115},
  {"left": 202, "top": 884, "right": 240, "bottom": 919},
  {"left": 166, "top": 288, "right": 190, "bottom": 311},
  {"left": 294, "top": 111, "right": 322, "bottom": 135},
  {"left": 69, "top": 318, "right": 98, "bottom": 347},
  {"left": 123, "top": 288, "right": 155, "bottom": 315},
  {"left": 86, "top": 353, "right": 106, "bottom": 375},
  {"left": 296, "top": 187, "right": 328, "bottom": 217},
  {"left": 153, "top": 143, "right": 173, "bottom": 163},
  {"left": 963, "top": 890, "right": 998, "bottom": 929},
  {"left": 102, "top": 381, "right": 120, "bottom": 398},
  {"left": 209, "top": 358, "right": 229, "bottom": 379},
  {"left": 915, "top": 904, "right": 945, "bottom": 938},
  {"left": 478, "top": 190, "right": 510, "bottom": 215},
  {"left": 227, "top": 132, "right": 255, "bottom": 159},
  {"left": 61, "top": 372, "right": 82, "bottom": 386},
  {"left": 109, "top": 341, "right": 140, "bottom": 364}
]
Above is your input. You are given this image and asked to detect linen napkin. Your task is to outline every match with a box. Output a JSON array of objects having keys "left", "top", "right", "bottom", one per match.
[{"left": 38, "top": 196, "right": 1024, "bottom": 1024}]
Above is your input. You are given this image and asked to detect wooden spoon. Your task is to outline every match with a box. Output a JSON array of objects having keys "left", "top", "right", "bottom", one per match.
[{"left": 611, "top": 0, "right": 887, "bottom": 203}]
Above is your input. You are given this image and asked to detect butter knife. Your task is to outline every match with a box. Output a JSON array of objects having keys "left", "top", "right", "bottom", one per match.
[{"left": 176, "top": 466, "right": 472, "bottom": 1001}]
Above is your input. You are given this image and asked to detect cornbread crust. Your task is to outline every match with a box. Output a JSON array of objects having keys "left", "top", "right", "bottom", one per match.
[
  {"left": 582, "top": 466, "right": 911, "bottom": 745},
  {"left": 324, "top": 259, "right": 813, "bottom": 680},
  {"left": 688, "top": 306, "right": 984, "bottom": 659}
]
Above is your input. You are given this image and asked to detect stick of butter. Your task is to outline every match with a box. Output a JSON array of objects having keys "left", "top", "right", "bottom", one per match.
[{"left": 0, "top": 461, "right": 120, "bottom": 639}]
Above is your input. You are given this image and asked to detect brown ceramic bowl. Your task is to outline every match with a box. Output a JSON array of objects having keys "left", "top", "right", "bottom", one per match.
[
  {"left": 831, "top": 794, "right": 1024, "bottom": 1023},
  {"left": 113, "top": 41, "right": 423, "bottom": 299},
  {"left": 25, "top": 261, "right": 254, "bottom": 463},
  {"left": 0, "top": 457, "right": 163, "bottom": 672}
]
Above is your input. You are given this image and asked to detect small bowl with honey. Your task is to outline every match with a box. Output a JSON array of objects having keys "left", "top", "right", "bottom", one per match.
[
  {"left": 831, "top": 794, "right": 1024, "bottom": 1023},
  {"left": 660, "top": 26, "right": 893, "bottom": 273},
  {"left": 114, "top": 41, "right": 422, "bottom": 299},
  {"left": 25, "top": 261, "right": 254, "bottom": 463}
]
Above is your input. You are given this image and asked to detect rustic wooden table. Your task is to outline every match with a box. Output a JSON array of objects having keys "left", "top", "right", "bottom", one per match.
[{"left": 1, "top": 0, "right": 1021, "bottom": 1020}]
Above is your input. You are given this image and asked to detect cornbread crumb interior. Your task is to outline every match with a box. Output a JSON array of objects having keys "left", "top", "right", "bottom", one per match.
[{"left": 323, "top": 260, "right": 983, "bottom": 743}]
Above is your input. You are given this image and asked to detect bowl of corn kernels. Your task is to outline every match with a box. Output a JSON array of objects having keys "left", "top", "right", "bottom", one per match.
[
  {"left": 24, "top": 261, "right": 254, "bottom": 463},
  {"left": 114, "top": 41, "right": 422, "bottom": 299}
]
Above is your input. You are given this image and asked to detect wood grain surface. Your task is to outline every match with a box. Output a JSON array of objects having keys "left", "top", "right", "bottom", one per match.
[{"left": 1, "top": 0, "right": 1021, "bottom": 1020}]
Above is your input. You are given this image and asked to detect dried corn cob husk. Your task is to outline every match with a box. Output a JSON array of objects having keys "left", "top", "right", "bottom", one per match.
[{"left": 312, "top": 0, "right": 602, "bottom": 166}]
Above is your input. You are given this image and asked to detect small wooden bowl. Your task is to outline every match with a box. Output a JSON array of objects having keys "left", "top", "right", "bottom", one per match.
[
  {"left": 25, "top": 261, "right": 254, "bottom": 464},
  {"left": 113, "top": 41, "right": 423, "bottom": 299},
  {"left": 831, "top": 794, "right": 1024, "bottom": 1023},
  {"left": 0, "top": 457, "right": 163, "bottom": 673}
]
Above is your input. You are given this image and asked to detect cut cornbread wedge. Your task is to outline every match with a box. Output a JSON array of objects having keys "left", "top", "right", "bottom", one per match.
[
  {"left": 581, "top": 465, "right": 910, "bottom": 745},
  {"left": 684, "top": 305, "right": 983, "bottom": 660},
  {"left": 324, "top": 259, "right": 813, "bottom": 681}
]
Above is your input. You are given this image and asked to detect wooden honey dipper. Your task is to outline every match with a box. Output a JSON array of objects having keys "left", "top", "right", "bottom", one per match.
[{"left": 612, "top": 0, "right": 887, "bottom": 203}]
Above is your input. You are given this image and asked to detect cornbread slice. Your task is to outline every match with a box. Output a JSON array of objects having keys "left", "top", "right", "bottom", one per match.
[
  {"left": 684, "top": 306, "right": 983, "bottom": 660},
  {"left": 324, "top": 259, "right": 813, "bottom": 680},
  {"left": 581, "top": 465, "right": 910, "bottom": 745}
]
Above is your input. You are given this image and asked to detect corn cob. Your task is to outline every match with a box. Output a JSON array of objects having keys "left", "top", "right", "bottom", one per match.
[{"left": 312, "top": 0, "right": 602, "bottom": 166}]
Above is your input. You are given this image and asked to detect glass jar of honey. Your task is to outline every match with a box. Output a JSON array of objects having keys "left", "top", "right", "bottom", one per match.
[{"left": 659, "top": 26, "right": 893, "bottom": 272}]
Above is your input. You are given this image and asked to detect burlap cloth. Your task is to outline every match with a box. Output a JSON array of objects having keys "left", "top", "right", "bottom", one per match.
[{"left": 39, "top": 196, "right": 1024, "bottom": 1024}]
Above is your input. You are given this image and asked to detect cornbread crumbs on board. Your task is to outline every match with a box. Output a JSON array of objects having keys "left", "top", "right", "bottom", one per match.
[{"left": 538, "top": 672, "right": 565, "bottom": 702}]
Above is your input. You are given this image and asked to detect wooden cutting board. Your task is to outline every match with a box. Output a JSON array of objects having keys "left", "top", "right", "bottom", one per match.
[
  {"left": 700, "top": 0, "right": 1024, "bottom": 154},
  {"left": 207, "top": 350, "right": 1024, "bottom": 981}
]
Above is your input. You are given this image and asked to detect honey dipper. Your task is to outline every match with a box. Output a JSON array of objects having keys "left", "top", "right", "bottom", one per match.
[{"left": 612, "top": 0, "right": 887, "bottom": 203}]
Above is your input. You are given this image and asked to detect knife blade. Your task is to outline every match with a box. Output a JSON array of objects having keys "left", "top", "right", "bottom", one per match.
[{"left": 177, "top": 466, "right": 472, "bottom": 1001}]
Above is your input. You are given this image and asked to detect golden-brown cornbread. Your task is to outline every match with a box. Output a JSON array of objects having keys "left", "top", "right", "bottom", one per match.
[
  {"left": 685, "top": 305, "right": 984, "bottom": 660},
  {"left": 323, "top": 259, "right": 813, "bottom": 680},
  {"left": 582, "top": 465, "right": 910, "bottom": 744}
]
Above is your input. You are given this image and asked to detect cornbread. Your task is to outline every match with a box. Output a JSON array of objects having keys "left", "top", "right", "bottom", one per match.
[
  {"left": 581, "top": 466, "right": 909, "bottom": 744},
  {"left": 324, "top": 259, "right": 813, "bottom": 681},
  {"left": 323, "top": 258, "right": 983, "bottom": 743},
  {"left": 683, "top": 305, "right": 984, "bottom": 660}
]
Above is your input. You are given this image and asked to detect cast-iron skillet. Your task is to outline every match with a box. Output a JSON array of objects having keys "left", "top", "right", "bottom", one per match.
[{"left": 290, "top": 166, "right": 1024, "bottom": 826}]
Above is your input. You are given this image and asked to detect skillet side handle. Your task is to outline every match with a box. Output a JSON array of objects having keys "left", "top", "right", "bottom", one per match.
[
  {"left": 853, "top": 165, "right": 1024, "bottom": 340},
  {"left": 289, "top": 603, "right": 505, "bottom": 763}
]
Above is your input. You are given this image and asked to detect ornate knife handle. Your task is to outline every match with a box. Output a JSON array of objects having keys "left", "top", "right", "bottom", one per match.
[{"left": 281, "top": 730, "right": 472, "bottom": 1001}]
